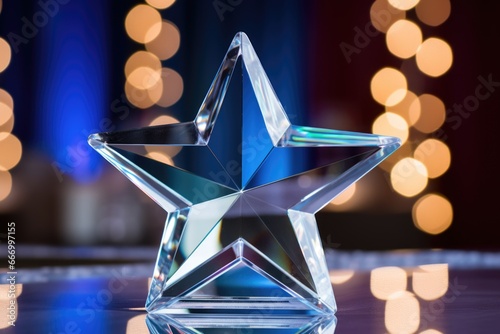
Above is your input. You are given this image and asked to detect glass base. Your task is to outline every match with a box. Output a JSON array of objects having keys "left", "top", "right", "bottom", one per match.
[
  {"left": 146, "top": 313, "right": 337, "bottom": 333},
  {"left": 146, "top": 236, "right": 335, "bottom": 315}
]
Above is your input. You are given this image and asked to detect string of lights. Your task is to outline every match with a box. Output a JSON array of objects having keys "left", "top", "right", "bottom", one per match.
[
  {"left": 374, "top": 3, "right": 453, "bottom": 221},
  {"left": 0, "top": 1, "right": 22, "bottom": 204},
  {"left": 124, "top": 0, "right": 183, "bottom": 165}
]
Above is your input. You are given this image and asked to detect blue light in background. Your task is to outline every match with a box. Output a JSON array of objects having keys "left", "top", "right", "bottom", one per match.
[{"left": 35, "top": 0, "right": 108, "bottom": 183}]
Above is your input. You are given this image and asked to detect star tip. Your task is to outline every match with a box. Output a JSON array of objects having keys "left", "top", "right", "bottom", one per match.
[
  {"left": 380, "top": 135, "right": 402, "bottom": 147},
  {"left": 234, "top": 31, "right": 251, "bottom": 45},
  {"left": 87, "top": 133, "right": 105, "bottom": 148}
]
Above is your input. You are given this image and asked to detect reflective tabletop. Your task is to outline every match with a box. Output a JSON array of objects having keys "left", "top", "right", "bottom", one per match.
[{"left": 1, "top": 247, "right": 500, "bottom": 333}]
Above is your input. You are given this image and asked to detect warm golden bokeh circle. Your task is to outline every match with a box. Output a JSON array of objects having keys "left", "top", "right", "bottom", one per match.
[
  {"left": 416, "top": 0, "right": 451, "bottom": 27},
  {"left": 385, "top": 291, "right": 420, "bottom": 334},
  {"left": 412, "top": 94, "right": 446, "bottom": 133},
  {"left": 156, "top": 68, "right": 184, "bottom": 107},
  {"left": 128, "top": 66, "right": 162, "bottom": 90},
  {"left": 0, "top": 37, "right": 11, "bottom": 73},
  {"left": 416, "top": 38, "right": 453, "bottom": 77},
  {"left": 125, "top": 5, "right": 162, "bottom": 44},
  {"left": 329, "top": 269, "right": 355, "bottom": 285},
  {"left": 125, "top": 51, "right": 162, "bottom": 78},
  {"left": 149, "top": 115, "right": 179, "bottom": 126},
  {"left": 414, "top": 139, "right": 451, "bottom": 178},
  {"left": 413, "top": 194, "right": 453, "bottom": 234},
  {"left": 0, "top": 133, "right": 22, "bottom": 171},
  {"left": 388, "top": 0, "right": 420, "bottom": 11},
  {"left": 145, "top": 151, "right": 175, "bottom": 165},
  {"left": 125, "top": 52, "right": 162, "bottom": 92},
  {"left": 386, "top": 19, "right": 422, "bottom": 59},
  {"left": 146, "top": 0, "right": 176, "bottom": 10},
  {"left": 0, "top": 170, "right": 12, "bottom": 201},
  {"left": 412, "top": 264, "right": 449, "bottom": 300},
  {"left": 370, "top": 266, "right": 407, "bottom": 300},
  {"left": 146, "top": 20, "right": 181, "bottom": 60},
  {"left": 371, "top": 67, "right": 408, "bottom": 106},
  {"left": 330, "top": 183, "right": 356, "bottom": 205},
  {"left": 0, "top": 89, "right": 13, "bottom": 127},
  {"left": 125, "top": 81, "right": 156, "bottom": 109},
  {"left": 390, "top": 157, "right": 428, "bottom": 197},
  {"left": 0, "top": 111, "right": 14, "bottom": 134}
]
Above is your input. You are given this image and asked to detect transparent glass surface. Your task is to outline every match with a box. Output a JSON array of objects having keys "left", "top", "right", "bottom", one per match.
[{"left": 89, "top": 32, "right": 400, "bottom": 320}]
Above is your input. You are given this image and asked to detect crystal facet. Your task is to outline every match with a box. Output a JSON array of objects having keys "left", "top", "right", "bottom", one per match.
[{"left": 89, "top": 32, "right": 400, "bottom": 318}]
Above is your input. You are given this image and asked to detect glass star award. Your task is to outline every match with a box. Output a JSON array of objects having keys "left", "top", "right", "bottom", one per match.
[{"left": 89, "top": 32, "right": 400, "bottom": 321}]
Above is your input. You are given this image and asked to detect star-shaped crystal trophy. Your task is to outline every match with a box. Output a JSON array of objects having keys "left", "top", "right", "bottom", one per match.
[{"left": 89, "top": 32, "right": 400, "bottom": 321}]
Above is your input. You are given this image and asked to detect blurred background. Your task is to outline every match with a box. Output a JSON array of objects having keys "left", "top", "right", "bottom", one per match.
[{"left": 1, "top": 0, "right": 499, "bottom": 250}]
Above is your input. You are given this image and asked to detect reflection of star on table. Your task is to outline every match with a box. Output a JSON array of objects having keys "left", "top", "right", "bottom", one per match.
[{"left": 89, "top": 32, "right": 400, "bottom": 317}]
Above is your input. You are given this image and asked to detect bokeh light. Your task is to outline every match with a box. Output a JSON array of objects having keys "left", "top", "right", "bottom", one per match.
[
  {"left": 156, "top": 68, "right": 184, "bottom": 107},
  {"left": 420, "top": 330, "right": 443, "bottom": 334},
  {"left": 125, "top": 5, "right": 162, "bottom": 44},
  {"left": 370, "top": 266, "right": 407, "bottom": 300},
  {"left": 412, "top": 264, "right": 449, "bottom": 300},
  {"left": 387, "top": 90, "right": 420, "bottom": 126},
  {"left": 125, "top": 51, "right": 162, "bottom": 90},
  {"left": 125, "top": 314, "right": 149, "bottom": 334},
  {"left": 386, "top": 19, "right": 422, "bottom": 59},
  {"left": 416, "top": 0, "right": 451, "bottom": 27},
  {"left": 128, "top": 66, "right": 162, "bottom": 90},
  {"left": 149, "top": 115, "right": 179, "bottom": 126},
  {"left": 146, "top": 0, "right": 176, "bottom": 10},
  {"left": 414, "top": 139, "right": 451, "bottom": 178},
  {"left": 329, "top": 270, "right": 355, "bottom": 285},
  {"left": 146, "top": 74, "right": 163, "bottom": 104},
  {"left": 416, "top": 38, "right": 453, "bottom": 77},
  {"left": 146, "top": 20, "right": 181, "bottom": 60},
  {"left": 370, "top": 0, "right": 406, "bottom": 33},
  {"left": 0, "top": 133, "right": 22, "bottom": 171},
  {"left": 145, "top": 115, "right": 182, "bottom": 158},
  {"left": 412, "top": 94, "right": 446, "bottom": 133},
  {"left": 0, "top": 37, "right": 11, "bottom": 73},
  {"left": 385, "top": 291, "right": 420, "bottom": 334},
  {"left": 125, "top": 81, "right": 156, "bottom": 109},
  {"left": 372, "top": 112, "right": 409, "bottom": 144},
  {"left": 0, "top": 88, "right": 13, "bottom": 127},
  {"left": 371, "top": 67, "right": 407, "bottom": 106},
  {"left": 145, "top": 151, "right": 174, "bottom": 165},
  {"left": 125, "top": 51, "right": 161, "bottom": 78},
  {"left": 0, "top": 110, "right": 13, "bottom": 134},
  {"left": 0, "top": 170, "right": 12, "bottom": 201},
  {"left": 391, "top": 158, "right": 428, "bottom": 197},
  {"left": 330, "top": 183, "right": 356, "bottom": 205},
  {"left": 388, "top": 0, "right": 420, "bottom": 11},
  {"left": 413, "top": 194, "right": 453, "bottom": 234}
]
